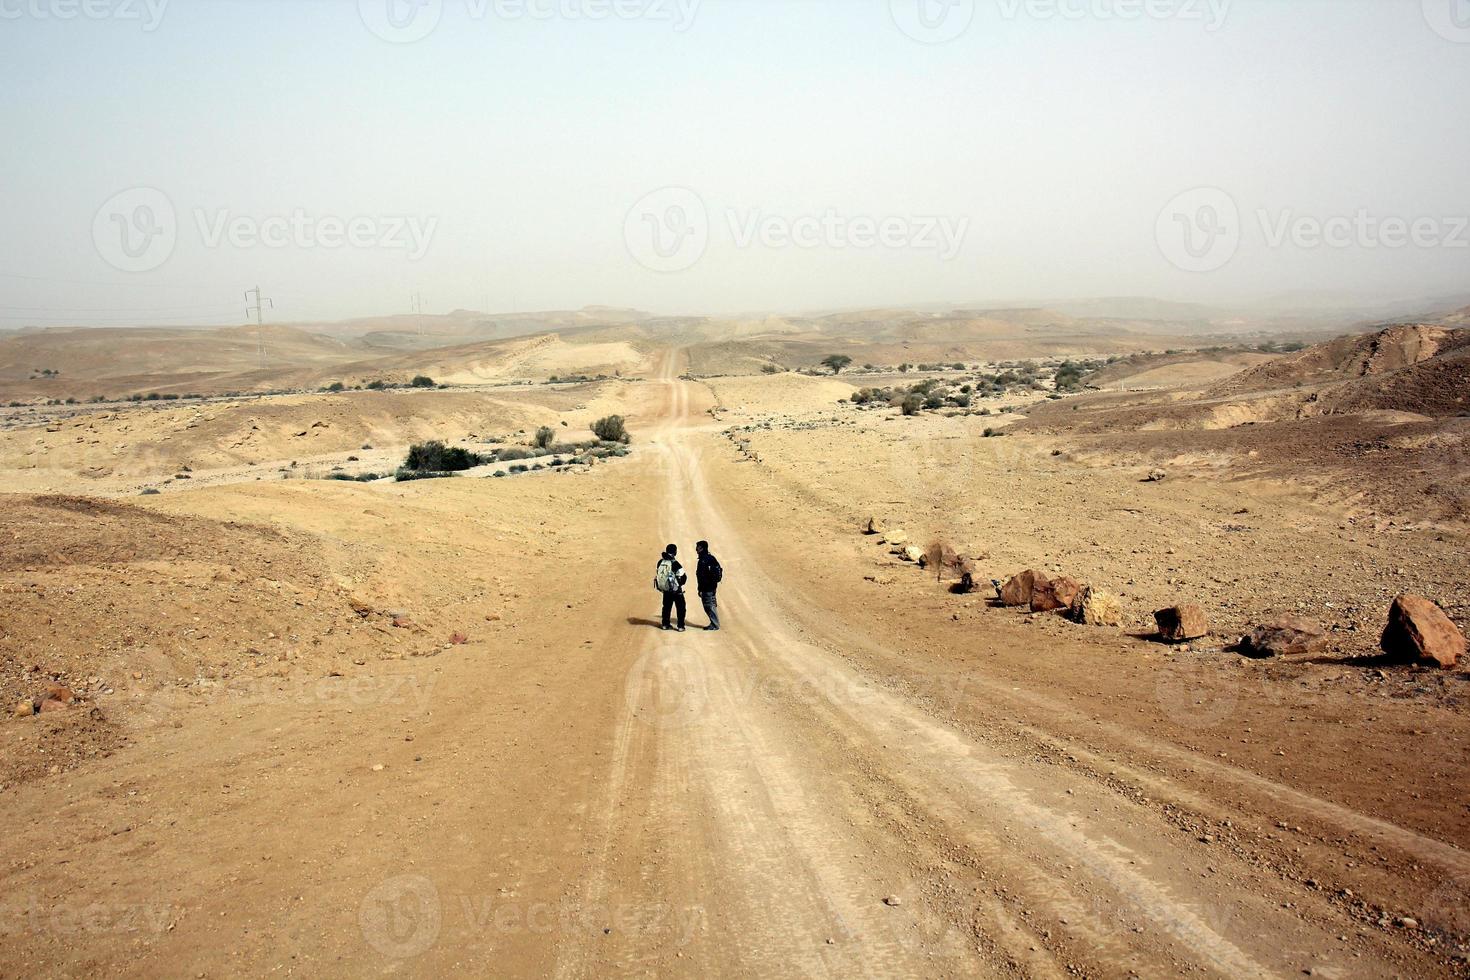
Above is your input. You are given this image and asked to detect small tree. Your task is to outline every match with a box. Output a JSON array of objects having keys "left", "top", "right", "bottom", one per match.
[
  {"left": 821, "top": 354, "right": 854, "bottom": 375},
  {"left": 326, "top": 381, "right": 346, "bottom": 392},
  {"left": 901, "top": 393, "right": 924, "bottom": 416},
  {"left": 592, "top": 415, "right": 630, "bottom": 444},
  {"left": 411, "top": 375, "right": 435, "bottom": 388},
  {"left": 533, "top": 426, "right": 555, "bottom": 449}
]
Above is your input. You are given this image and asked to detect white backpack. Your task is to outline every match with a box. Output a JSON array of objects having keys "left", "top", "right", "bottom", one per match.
[{"left": 655, "top": 557, "right": 681, "bottom": 593}]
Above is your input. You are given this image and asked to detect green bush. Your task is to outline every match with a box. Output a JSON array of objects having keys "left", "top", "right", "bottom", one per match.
[
  {"left": 901, "top": 393, "right": 924, "bottom": 416},
  {"left": 411, "top": 375, "right": 435, "bottom": 388},
  {"left": 326, "top": 382, "right": 346, "bottom": 392},
  {"left": 534, "top": 426, "right": 556, "bottom": 449},
  {"left": 591, "top": 415, "right": 630, "bottom": 444},
  {"left": 403, "top": 441, "right": 487, "bottom": 472}
]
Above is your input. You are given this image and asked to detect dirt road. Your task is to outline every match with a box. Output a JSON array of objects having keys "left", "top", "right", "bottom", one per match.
[{"left": 1, "top": 358, "right": 1464, "bottom": 977}]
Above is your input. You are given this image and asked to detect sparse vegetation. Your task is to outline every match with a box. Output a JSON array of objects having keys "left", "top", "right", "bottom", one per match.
[
  {"left": 403, "top": 441, "right": 489, "bottom": 473},
  {"left": 822, "top": 354, "right": 854, "bottom": 375},
  {"left": 591, "top": 415, "right": 631, "bottom": 444},
  {"left": 411, "top": 375, "right": 436, "bottom": 388},
  {"left": 534, "top": 426, "right": 556, "bottom": 449}
]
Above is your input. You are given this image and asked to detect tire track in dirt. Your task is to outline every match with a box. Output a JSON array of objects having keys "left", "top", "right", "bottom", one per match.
[{"left": 556, "top": 367, "right": 1450, "bottom": 977}]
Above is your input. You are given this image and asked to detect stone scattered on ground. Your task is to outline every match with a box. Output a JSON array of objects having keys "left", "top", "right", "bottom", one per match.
[
  {"left": 1240, "top": 616, "right": 1328, "bottom": 657},
  {"left": 1155, "top": 604, "right": 1210, "bottom": 643},
  {"left": 12, "top": 699, "right": 34, "bottom": 719},
  {"left": 1032, "top": 575, "right": 1082, "bottom": 613},
  {"left": 1145, "top": 468, "right": 1168, "bottom": 483},
  {"left": 1380, "top": 594, "right": 1465, "bottom": 669},
  {"left": 863, "top": 517, "right": 882, "bottom": 535},
  {"left": 1071, "top": 586, "right": 1124, "bottom": 627}
]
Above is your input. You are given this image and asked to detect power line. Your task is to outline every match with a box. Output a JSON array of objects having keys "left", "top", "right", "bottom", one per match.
[
  {"left": 0, "top": 270, "right": 235, "bottom": 290},
  {"left": 245, "top": 286, "right": 274, "bottom": 369},
  {"left": 0, "top": 303, "right": 241, "bottom": 314},
  {"left": 0, "top": 312, "right": 242, "bottom": 324}
]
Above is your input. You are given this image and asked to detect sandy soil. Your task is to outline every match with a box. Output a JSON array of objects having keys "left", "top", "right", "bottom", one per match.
[{"left": 1, "top": 352, "right": 1467, "bottom": 977}]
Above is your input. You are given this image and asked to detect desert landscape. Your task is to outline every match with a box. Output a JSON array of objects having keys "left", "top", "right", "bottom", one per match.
[
  {"left": 1, "top": 301, "right": 1467, "bottom": 977},
  {"left": 5, "top": 2, "right": 1469, "bottom": 976}
]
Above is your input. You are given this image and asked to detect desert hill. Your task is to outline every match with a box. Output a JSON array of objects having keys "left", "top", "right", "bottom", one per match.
[{"left": 1212, "top": 324, "right": 1470, "bottom": 393}]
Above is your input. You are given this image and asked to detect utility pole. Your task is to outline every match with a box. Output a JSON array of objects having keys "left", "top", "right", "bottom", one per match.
[
  {"left": 245, "top": 286, "right": 274, "bottom": 369},
  {"left": 410, "top": 291, "right": 425, "bottom": 339}
]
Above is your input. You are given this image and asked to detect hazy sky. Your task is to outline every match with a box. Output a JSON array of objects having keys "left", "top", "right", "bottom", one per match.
[{"left": 1, "top": 0, "right": 1467, "bottom": 325}]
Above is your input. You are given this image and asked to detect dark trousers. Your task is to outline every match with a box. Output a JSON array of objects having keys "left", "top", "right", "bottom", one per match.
[
  {"left": 700, "top": 591, "right": 720, "bottom": 630},
  {"left": 661, "top": 591, "right": 687, "bottom": 629}
]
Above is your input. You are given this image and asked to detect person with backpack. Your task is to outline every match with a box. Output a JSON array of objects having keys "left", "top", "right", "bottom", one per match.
[
  {"left": 695, "top": 540, "right": 724, "bottom": 632},
  {"left": 654, "top": 544, "right": 689, "bottom": 632}
]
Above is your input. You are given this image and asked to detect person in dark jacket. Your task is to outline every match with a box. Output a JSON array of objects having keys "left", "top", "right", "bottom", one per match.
[
  {"left": 655, "top": 544, "right": 688, "bottom": 632},
  {"left": 695, "top": 540, "right": 723, "bottom": 631}
]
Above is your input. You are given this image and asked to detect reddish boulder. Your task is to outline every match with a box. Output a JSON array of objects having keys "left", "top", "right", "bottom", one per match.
[
  {"left": 1241, "top": 616, "right": 1327, "bottom": 657},
  {"left": 44, "top": 683, "right": 74, "bottom": 705},
  {"left": 449, "top": 632, "right": 469, "bottom": 646},
  {"left": 38, "top": 698, "right": 67, "bottom": 714},
  {"left": 1155, "top": 605, "right": 1210, "bottom": 643},
  {"left": 1381, "top": 595, "right": 1465, "bottom": 669},
  {"left": 1000, "top": 570, "right": 1047, "bottom": 607},
  {"left": 1031, "top": 575, "right": 1082, "bottom": 613}
]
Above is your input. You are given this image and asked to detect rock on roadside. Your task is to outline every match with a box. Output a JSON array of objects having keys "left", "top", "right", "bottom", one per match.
[
  {"left": 1032, "top": 575, "right": 1082, "bottom": 613},
  {"left": 1000, "top": 570, "right": 1046, "bottom": 608},
  {"left": 1155, "top": 605, "right": 1210, "bottom": 643},
  {"left": 1380, "top": 594, "right": 1466, "bottom": 669},
  {"left": 1071, "top": 586, "right": 1124, "bottom": 627},
  {"left": 1240, "top": 616, "right": 1328, "bottom": 657}
]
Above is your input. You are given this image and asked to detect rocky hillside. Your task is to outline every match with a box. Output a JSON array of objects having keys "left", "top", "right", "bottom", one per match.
[{"left": 1210, "top": 324, "right": 1470, "bottom": 416}]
